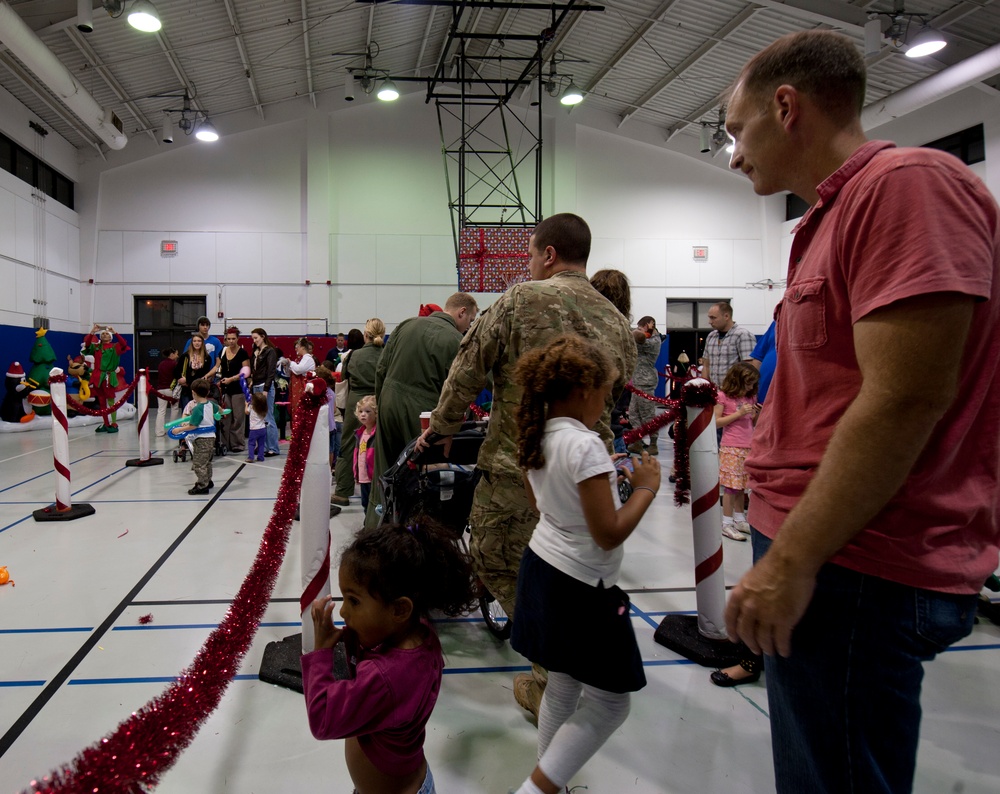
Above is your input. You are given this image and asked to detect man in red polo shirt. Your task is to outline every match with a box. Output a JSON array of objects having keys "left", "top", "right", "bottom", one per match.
[{"left": 723, "top": 31, "right": 1000, "bottom": 794}]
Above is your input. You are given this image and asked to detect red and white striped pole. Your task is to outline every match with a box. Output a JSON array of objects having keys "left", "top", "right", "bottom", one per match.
[
  {"left": 299, "top": 382, "right": 332, "bottom": 653},
  {"left": 685, "top": 382, "right": 728, "bottom": 640},
  {"left": 34, "top": 369, "right": 96, "bottom": 522},
  {"left": 126, "top": 369, "right": 163, "bottom": 467}
]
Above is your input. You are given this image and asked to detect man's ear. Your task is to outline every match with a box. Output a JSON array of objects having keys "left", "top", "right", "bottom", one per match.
[
  {"left": 391, "top": 596, "right": 414, "bottom": 625},
  {"left": 773, "top": 84, "right": 799, "bottom": 131}
]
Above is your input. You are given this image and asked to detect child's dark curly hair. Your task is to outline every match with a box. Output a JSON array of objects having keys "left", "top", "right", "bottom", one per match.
[
  {"left": 515, "top": 333, "right": 616, "bottom": 470},
  {"left": 340, "top": 518, "right": 477, "bottom": 618},
  {"left": 720, "top": 361, "right": 760, "bottom": 399}
]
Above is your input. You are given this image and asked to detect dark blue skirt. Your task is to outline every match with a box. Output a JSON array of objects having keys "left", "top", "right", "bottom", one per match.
[{"left": 511, "top": 546, "right": 646, "bottom": 693}]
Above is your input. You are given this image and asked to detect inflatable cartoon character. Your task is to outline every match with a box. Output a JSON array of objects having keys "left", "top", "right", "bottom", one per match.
[
  {"left": 66, "top": 353, "right": 93, "bottom": 403},
  {"left": 1, "top": 362, "right": 30, "bottom": 424}
]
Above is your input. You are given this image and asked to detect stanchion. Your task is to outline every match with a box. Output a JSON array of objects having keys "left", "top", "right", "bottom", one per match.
[
  {"left": 33, "top": 369, "right": 96, "bottom": 522},
  {"left": 654, "top": 378, "right": 740, "bottom": 667},
  {"left": 126, "top": 369, "right": 163, "bottom": 467},
  {"left": 259, "top": 380, "right": 346, "bottom": 692}
]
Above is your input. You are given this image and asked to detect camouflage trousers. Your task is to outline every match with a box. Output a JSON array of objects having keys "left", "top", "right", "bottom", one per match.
[
  {"left": 630, "top": 387, "right": 659, "bottom": 441},
  {"left": 468, "top": 470, "right": 539, "bottom": 623},
  {"left": 191, "top": 437, "right": 214, "bottom": 488}
]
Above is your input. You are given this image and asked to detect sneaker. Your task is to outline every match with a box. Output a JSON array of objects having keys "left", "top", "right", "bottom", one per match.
[
  {"left": 734, "top": 520, "right": 751, "bottom": 534},
  {"left": 246, "top": 458, "right": 254, "bottom": 463},
  {"left": 722, "top": 524, "right": 746, "bottom": 541},
  {"left": 264, "top": 451, "right": 278, "bottom": 458},
  {"left": 513, "top": 672, "right": 542, "bottom": 720}
]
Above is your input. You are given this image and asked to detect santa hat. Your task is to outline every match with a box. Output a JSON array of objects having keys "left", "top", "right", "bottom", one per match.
[
  {"left": 84, "top": 355, "right": 95, "bottom": 366},
  {"left": 418, "top": 303, "right": 443, "bottom": 317},
  {"left": 7, "top": 362, "right": 24, "bottom": 379}
]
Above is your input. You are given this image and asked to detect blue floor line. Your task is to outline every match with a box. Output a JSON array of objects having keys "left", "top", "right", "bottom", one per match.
[
  {"left": 0, "top": 680, "right": 47, "bottom": 687},
  {"left": 0, "top": 451, "right": 104, "bottom": 494},
  {"left": 0, "top": 515, "right": 31, "bottom": 536},
  {"left": 0, "top": 627, "right": 94, "bottom": 635},
  {"left": 630, "top": 601, "right": 667, "bottom": 629}
]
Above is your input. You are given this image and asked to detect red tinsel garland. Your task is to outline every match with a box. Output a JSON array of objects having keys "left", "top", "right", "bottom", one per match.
[
  {"left": 148, "top": 381, "right": 180, "bottom": 405},
  {"left": 467, "top": 403, "right": 489, "bottom": 419},
  {"left": 65, "top": 379, "right": 138, "bottom": 418},
  {"left": 623, "top": 380, "right": 716, "bottom": 507},
  {"left": 23, "top": 381, "right": 326, "bottom": 794}
]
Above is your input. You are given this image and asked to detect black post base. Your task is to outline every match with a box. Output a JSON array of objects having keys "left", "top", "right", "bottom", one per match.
[
  {"left": 653, "top": 613, "right": 743, "bottom": 668},
  {"left": 125, "top": 457, "right": 165, "bottom": 467},
  {"left": 258, "top": 633, "right": 350, "bottom": 693},
  {"left": 33, "top": 503, "right": 96, "bottom": 522}
]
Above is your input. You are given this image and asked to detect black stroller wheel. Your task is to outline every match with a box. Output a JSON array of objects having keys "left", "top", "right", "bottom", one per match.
[{"left": 480, "top": 590, "right": 512, "bottom": 640}]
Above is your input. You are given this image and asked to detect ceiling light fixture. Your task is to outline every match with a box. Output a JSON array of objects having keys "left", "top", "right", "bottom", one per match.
[
  {"left": 868, "top": 2, "right": 946, "bottom": 59},
  {"left": 559, "top": 82, "right": 584, "bottom": 106},
  {"left": 194, "top": 119, "right": 219, "bottom": 142},
  {"left": 377, "top": 79, "right": 399, "bottom": 102},
  {"left": 905, "top": 26, "right": 946, "bottom": 58},
  {"left": 126, "top": 0, "right": 161, "bottom": 32}
]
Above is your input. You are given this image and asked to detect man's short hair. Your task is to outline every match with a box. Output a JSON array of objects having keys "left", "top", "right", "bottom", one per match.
[
  {"left": 712, "top": 301, "right": 734, "bottom": 318},
  {"left": 196, "top": 315, "right": 211, "bottom": 327},
  {"left": 444, "top": 292, "right": 478, "bottom": 314},
  {"left": 735, "top": 30, "right": 866, "bottom": 123},
  {"left": 532, "top": 213, "right": 591, "bottom": 266}
]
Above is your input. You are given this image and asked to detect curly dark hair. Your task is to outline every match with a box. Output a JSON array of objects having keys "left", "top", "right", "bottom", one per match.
[
  {"left": 515, "top": 333, "right": 616, "bottom": 470},
  {"left": 720, "top": 361, "right": 760, "bottom": 399},
  {"left": 340, "top": 519, "right": 477, "bottom": 618}
]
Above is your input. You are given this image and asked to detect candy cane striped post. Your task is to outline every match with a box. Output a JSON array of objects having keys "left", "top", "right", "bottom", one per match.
[
  {"left": 300, "top": 392, "right": 333, "bottom": 653},
  {"left": 653, "top": 377, "right": 741, "bottom": 666},
  {"left": 33, "top": 369, "right": 96, "bottom": 522},
  {"left": 126, "top": 369, "right": 164, "bottom": 467}
]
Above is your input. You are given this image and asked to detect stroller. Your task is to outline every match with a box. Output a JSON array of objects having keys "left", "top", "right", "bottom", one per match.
[
  {"left": 171, "top": 381, "right": 229, "bottom": 462},
  {"left": 378, "top": 420, "right": 511, "bottom": 640}
]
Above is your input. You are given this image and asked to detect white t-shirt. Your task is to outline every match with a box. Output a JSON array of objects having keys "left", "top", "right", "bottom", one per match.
[{"left": 527, "top": 417, "right": 622, "bottom": 587}]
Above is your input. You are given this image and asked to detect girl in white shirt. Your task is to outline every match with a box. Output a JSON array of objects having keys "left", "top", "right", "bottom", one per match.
[{"left": 509, "top": 334, "right": 661, "bottom": 794}]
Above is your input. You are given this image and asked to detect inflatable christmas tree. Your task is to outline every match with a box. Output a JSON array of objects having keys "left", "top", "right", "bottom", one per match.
[{"left": 24, "top": 327, "right": 56, "bottom": 416}]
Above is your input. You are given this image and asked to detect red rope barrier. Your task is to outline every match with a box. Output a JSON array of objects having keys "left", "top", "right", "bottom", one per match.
[
  {"left": 65, "top": 379, "right": 138, "bottom": 417},
  {"left": 22, "top": 382, "right": 326, "bottom": 794}
]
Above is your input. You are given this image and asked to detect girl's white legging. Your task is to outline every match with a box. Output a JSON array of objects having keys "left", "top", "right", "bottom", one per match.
[{"left": 536, "top": 671, "right": 631, "bottom": 786}]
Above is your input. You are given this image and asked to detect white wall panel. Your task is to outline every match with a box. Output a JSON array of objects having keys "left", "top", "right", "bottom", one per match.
[
  {"left": 733, "top": 239, "right": 764, "bottom": 283},
  {"left": 43, "top": 214, "right": 68, "bottom": 277},
  {"left": 122, "top": 231, "right": 163, "bottom": 283},
  {"left": 665, "top": 240, "right": 705, "bottom": 289},
  {"left": 15, "top": 259, "right": 33, "bottom": 317},
  {"left": 695, "top": 240, "right": 734, "bottom": 288},
  {"left": 223, "top": 285, "right": 263, "bottom": 326},
  {"left": 15, "top": 197, "right": 34, "bottom": 265},
  {"left": 0, "top": 188, "right": 15, "bottom": 260},
  {"left": 420, "top": 236, "right": 456, "bottom": 284},
  {"left": 169, "top": 233, "right": 217, "bottom": 284},
  {"left": 46, "top": 273, "right": 69, "bottom": 321},
  {"left": 217, "top": 233, "right": 262, "bottom": 284},
  {"left": 377, "top": 236, "right": 421, "bottom": 285},
  {"left": 622, "top": 238, "right": 667, "bottom": 286},
  {"left": 375, "top": 286, "right": 422, "bottom": 330},
  {"left": 590, "top": 237, "right": 625, "bottom": 271},
  {"left": 335, "top": 234, "right": 377, "bottom": 284},
  {"left": 334, "top": 285, "right": 376, "bottom": 329},
  {"left": 97, "top": 231, "right": 124, "bottom": 282},
  {"left": 0, "top": 259, "right": 16, "bottom": 312},
  {"left": 262, "top": 233, "right": 302, "bottom": 283},
  {"left": 94, "top": 285, "right": 126, "bottom": 324},
  {"left": 262, "top": 285, "right": 307, "bottom": 324}
]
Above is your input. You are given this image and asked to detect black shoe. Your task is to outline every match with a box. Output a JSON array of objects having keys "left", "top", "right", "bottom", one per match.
[
  {"left": 208, "top": 480, "right": 214, "bottom": 488},
  {"left": 264, "top": 451, "right": 278, "bottom": 458},
  {"left": 710, "top": 667, "right": 761, "bottom": 687},
  {"left": 188, "top": 486, "right": 210, "bottom": 495},
  {"left": 668, "top": 474, "right": 677, "bottom": 484}
]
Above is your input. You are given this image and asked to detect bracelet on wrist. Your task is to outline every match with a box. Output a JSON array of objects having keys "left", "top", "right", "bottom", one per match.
[{"left": 632, "top": 485, "right": 656, "bottom": 497}]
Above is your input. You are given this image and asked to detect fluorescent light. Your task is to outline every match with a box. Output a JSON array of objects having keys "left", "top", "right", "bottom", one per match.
[
  {"left": 127, "top": 0, "right": 162, "bottom": 32},
  {"left": 195, "top": 119, "right": 219, "bottom": 142},
  {"left": 377, "top": 79, "right": 399, "bottom": 101},
  {"left": 560, "top": 82, "right": 584, "bottom": 106},
  {"left": 906, "top": 26, "right": 946, "bottom": 58}
]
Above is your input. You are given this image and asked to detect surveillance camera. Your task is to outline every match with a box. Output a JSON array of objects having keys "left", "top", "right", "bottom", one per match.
[{"left": 344, "top": 74, "right": 355, "bottom": 102}]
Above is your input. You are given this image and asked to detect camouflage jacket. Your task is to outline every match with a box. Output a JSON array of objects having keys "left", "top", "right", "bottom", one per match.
[{"left": 430, "top": 269, "right": 637, "bottom": 479}]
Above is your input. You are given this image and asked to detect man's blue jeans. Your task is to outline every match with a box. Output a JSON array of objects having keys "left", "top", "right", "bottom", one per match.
[
  {"left": 253, "top": 383, "right": 280, "bottom": 455},
  {"left": 752, "top": 530, "right": 977, "bottom": 794}
]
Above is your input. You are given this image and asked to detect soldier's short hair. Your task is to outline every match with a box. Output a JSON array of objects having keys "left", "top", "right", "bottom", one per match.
[
  {"left": 532, "top": 213, "right": 591, "bottom": 266},
  {"left": 445, "top": 292, "right": 478, "bottom": 314}
]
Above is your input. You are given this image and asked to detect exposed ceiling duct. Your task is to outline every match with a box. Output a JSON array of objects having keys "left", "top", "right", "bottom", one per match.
[
  {"left": 0, "top": 0, "right": 127, "bottom": 150},
  {"left": 862, "top": 42, "right": 1000, "bottom": 130}
]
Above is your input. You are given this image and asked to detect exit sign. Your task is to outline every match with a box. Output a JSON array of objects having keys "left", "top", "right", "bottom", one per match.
[
  {"left": 692, "top": 246, "right": 708, "bottom": 261},
  {"left": 161, "top": 240, "right": 178, "bottom": 257}
]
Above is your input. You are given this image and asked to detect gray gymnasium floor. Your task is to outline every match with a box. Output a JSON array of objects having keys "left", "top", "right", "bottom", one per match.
[{"left": 0, "top": 414, "right": 998, "bottom": 793}]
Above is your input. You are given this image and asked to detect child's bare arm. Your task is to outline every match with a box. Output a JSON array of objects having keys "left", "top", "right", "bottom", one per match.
[{"left": 580, "top": 452, "right": 661, "bottom": 551}]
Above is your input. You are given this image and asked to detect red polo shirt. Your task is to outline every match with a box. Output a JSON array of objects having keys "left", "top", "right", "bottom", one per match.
[{"left": 747, "top": 141, "right": 1000, "bottom": 595}]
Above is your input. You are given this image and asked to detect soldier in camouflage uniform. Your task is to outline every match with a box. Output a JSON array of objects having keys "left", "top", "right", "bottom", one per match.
[
  {"left": 629, "top": 316, "right": 663, "bottom": 455},
  {"left": 417, "top": 213, "right": 637, "bottom": 716}
]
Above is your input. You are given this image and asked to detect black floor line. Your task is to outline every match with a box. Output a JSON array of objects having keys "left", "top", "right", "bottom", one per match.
[{"left": 0, "top": 464, "right": 244, "bottom": 758}]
